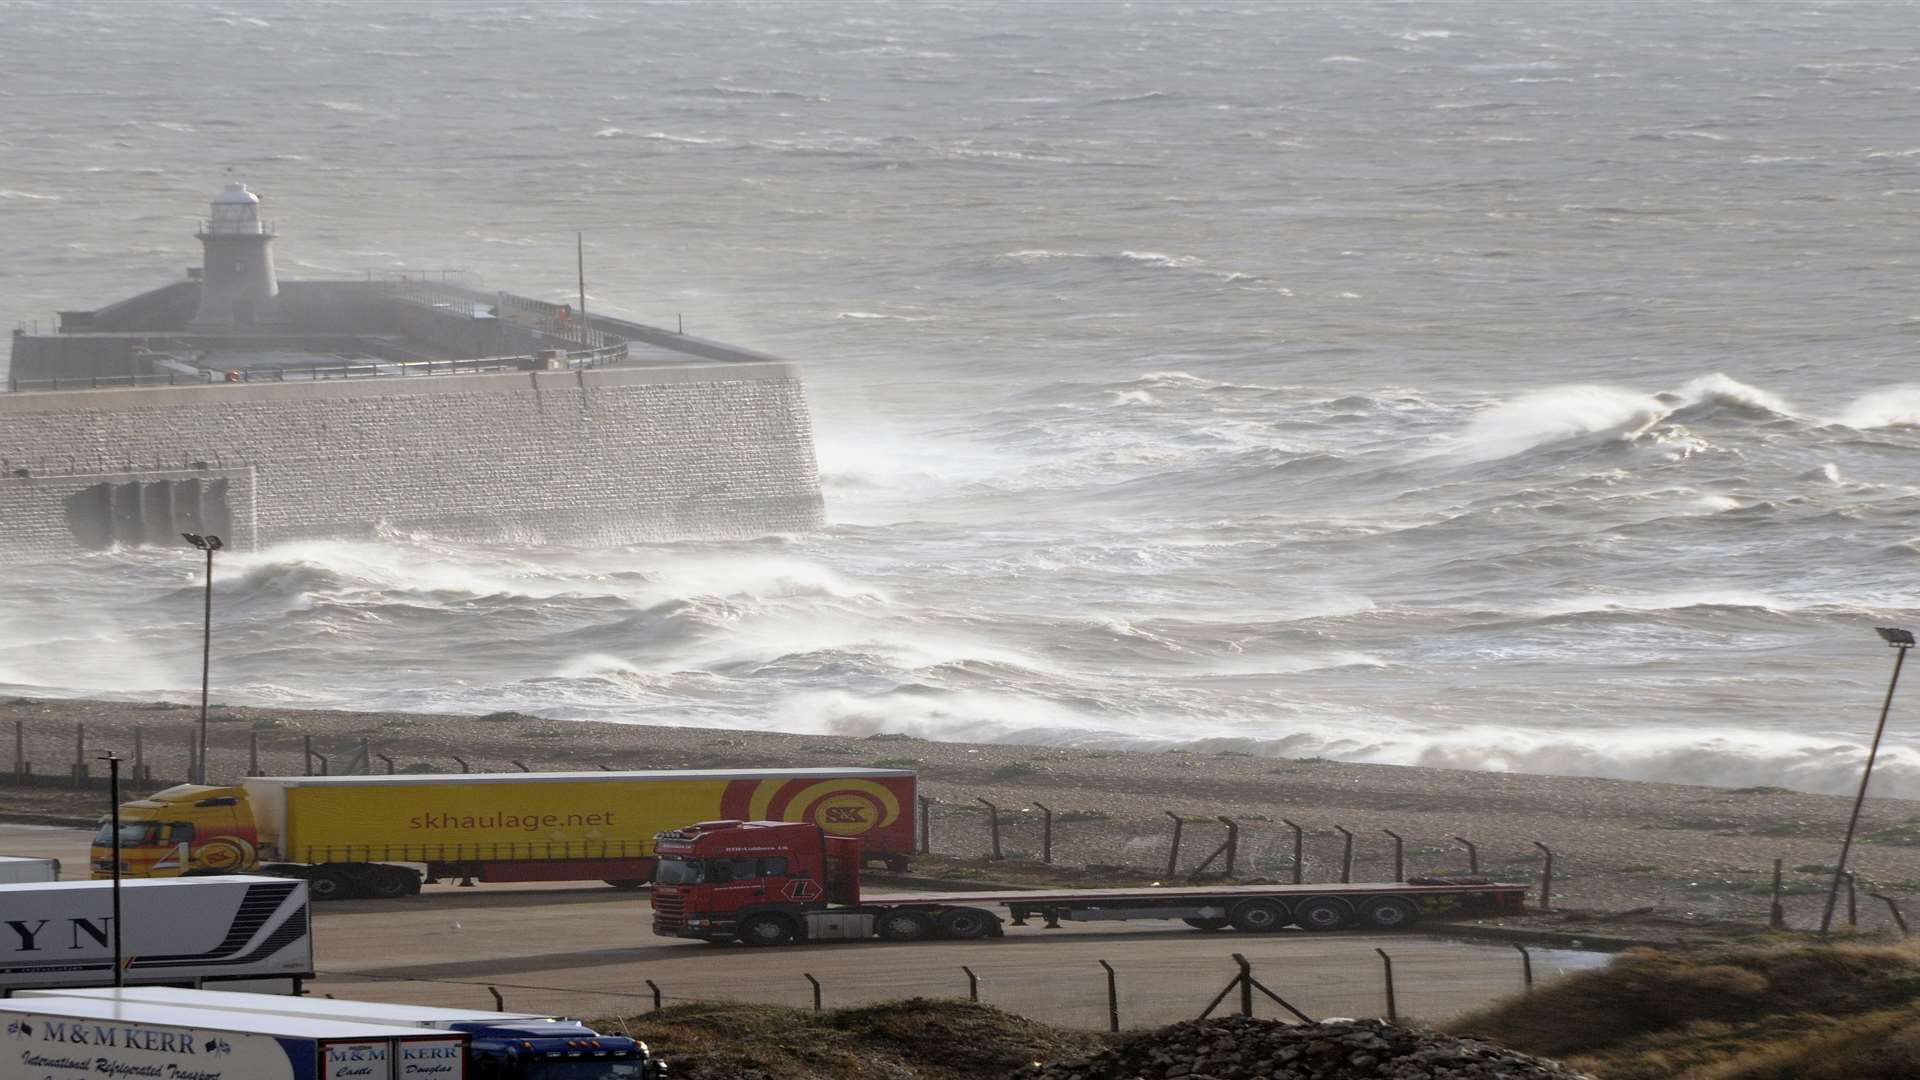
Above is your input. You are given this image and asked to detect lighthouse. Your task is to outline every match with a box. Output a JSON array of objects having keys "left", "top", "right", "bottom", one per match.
[{"left": 189, "top": 181, "right": 283, "bottom": 330}]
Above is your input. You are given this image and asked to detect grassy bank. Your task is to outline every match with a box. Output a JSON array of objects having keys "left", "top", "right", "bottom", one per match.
[{"left": 1450, "top": 940, "right": 1920, "bottom": 1079}]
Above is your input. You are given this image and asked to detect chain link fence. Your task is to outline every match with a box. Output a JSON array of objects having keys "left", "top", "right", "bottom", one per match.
[{"left": 312, "top": 939, "right": 1604, "bottom": 1032}]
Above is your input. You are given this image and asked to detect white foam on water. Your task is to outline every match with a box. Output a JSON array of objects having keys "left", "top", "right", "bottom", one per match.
[
  {"left": 1836, "top": 386, "right": 1920, "bottom": 429},
  {"left": 1447, "top": 385, "right": 1669, "bottom": 461}
]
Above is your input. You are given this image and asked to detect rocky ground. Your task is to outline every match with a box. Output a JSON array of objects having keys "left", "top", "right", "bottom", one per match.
[
  {"left": 7, "top": 695, "right": 1920, "bottom": 939},
  {"left": 1013, "top": 1017, "right": 1596, "bottom": 1080}
]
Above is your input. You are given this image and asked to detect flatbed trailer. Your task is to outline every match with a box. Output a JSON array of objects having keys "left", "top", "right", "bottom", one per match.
[
  {"left": 651, "top": 820, "right": 1529, "bottom": 945},
  {"left": 862, "top": 880, "right": 1528, "bottom": 932}
]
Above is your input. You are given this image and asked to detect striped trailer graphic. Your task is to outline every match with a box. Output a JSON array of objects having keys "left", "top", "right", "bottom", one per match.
[{"left": 719, "top": 773, "right": 916, "bottom": 862}]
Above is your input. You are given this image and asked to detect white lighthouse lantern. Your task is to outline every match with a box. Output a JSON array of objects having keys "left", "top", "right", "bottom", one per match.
[{"left": 206, "top": 181, "right": 267, "bottom": 236}]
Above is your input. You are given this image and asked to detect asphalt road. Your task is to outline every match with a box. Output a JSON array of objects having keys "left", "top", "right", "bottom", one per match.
[{"left": 2, "top": 825, "right": 1599, "bottom": 1029}]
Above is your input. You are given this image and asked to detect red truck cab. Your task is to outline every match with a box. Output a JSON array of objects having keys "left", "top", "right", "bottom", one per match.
[{"left": 652, "top": 820, "right": 867, "bottom": 944}]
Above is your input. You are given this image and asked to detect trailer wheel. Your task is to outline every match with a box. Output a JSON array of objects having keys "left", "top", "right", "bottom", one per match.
[
  {"left": 305, "top": 867, "right": 359, "bottom": 902},
  {"left": 738, "top": 913, "right": 797, "bottom": 947},
  {"left": 936, "top": 908, "right": 997, "bottom": 940},
  {"left": 1359, "top": 897, "right": 1419, "bottom": 930},
  {"left": 877, "top": 910, "right": 935, "bottom": 942},
  {"left": 365, "top": 866, "right": 416, "bottom": 900},
  {"left": 1182, "top": 917, "right": 1230, "bottom": 931},
  {"left": 1229, "top": 899, "right": 1290, "bottom": 933},
  {"left": 1293, "top": 897, "right": 1353, "bottom": 932}
]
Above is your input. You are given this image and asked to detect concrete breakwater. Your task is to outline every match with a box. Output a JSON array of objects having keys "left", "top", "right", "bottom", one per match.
[
  {"left": 0, "top": 360, "right": 824, "bottom": 560},
  {"left": 0, "top": 183, "right": 826, "bottom": 560}
]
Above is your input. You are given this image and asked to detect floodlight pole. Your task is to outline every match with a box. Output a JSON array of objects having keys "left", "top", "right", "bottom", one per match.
[
  {"left": 1821, "top": 628, "right": 1914, "bottom": 938},
  {"left": 99, "top": 751, "right": 124, "bottom": 986},
  {"left": 182, "top": 533, "right": 223, "bottom": 785}
]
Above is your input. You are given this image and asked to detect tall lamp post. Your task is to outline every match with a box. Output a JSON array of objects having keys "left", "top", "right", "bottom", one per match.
[
  {"left": 97, "top": 750, "right": 124, "bottom": 987},
  {"left": 182, "top": 533, "right": 223, "bottom": 786},
  {"left": 1821, "top": 626, "right": 1915, "bottom": 938}
]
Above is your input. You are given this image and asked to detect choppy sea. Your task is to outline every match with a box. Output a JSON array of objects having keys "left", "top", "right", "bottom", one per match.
[{"left": 4, "top": 1, "right": 1920, "bottom": 795}]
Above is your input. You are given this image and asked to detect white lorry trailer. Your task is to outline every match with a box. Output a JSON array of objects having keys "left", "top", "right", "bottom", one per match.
[
  {"left": 0, "top": 876, "right": 312, "bottom": 993},
  {"left": 0, "top": 995, "right": 467, "bottom": 1080},
  {"left": 28, "top": 988, "right": 665, "bottom": 1078},
  {"left": 0, "top": 859, "right": 57, "bottom": 885}
]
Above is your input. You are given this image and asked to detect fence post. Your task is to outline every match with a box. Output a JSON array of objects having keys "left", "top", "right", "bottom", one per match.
[
  {"left": 1871, "top": 893, "right": 1911, "bottom": 937},
  {"left": 133, "top": 727, "right": 144, "bottom": 785},
  {"left": 918, "top": 796, "right": 932, "bottom": 855},
  {"left": 1165, "top": 812, "right": 1184, "bottom": 878},
  {"left": 1515, "top": 944, "right": 1533, "bottom": 990},
  {"left": 1099, "top": 960, "right": 1119, "bottom": 1033},
  {"left": 488, "top": 987, "right": 504, "bottom": 1010},
  {"left": 1282, "top": 819, "right": 1304, "bottom": 884},
  {"left": 1376, "top": 948, "right": 1396, "bottom": 1022},
  {"left": 361, "top": 738, "right": 372, "bottom": 775},
  {"left": 249, "top": 730, "right": 258, "bottom": 776},
  {"left": 1454, "top": 835, "right": 1479, "bottom": 875},
  {"left": 13, "top": 719, "right": 23, "bottom": 784},
  {"left": 510, "top": 761, "right": 530, "bottom": 772},
  {"left": 805, "top": 973, "right": 822, "bottom": 1012},
  {"left": 1771, "top": 859, "right": 1786, "bottom": 929},
  {"left": 961, "top": 966, "right": 979, "bottom": 1002},
  {"left": 1334, "top": 825, "right": 1353, "bottom": 884},
  {"left": 73, "top": 723, "right": 86, "bottom": 785},
  {"left": 1033, "top": 802, "right": 1053, "bottom": 864},
  {"left": 304, "top": 736, "right": 314, "bottom": 776},
  {"left": 978, "top": 799, "right": 1002, "bottom": 860},
  {"left": 452, "top": 756, "right": 470, "bottom": 772},
  {"left": 1534, "top": 841, "right": 1554, "bottom": 912},
  {"left": 1383, "top": 830, "right": 1404, "bottom": 882},
  {"left": 645, "top": 979, "right": 662, "bottom": 1011},
  {"left": 377, "top": 754, "right": 395, "bottom": 775},
  {"left": 1200, "top": 953, "right": 1314, "bottom": 1024},
  {"left": 1218, "top": 816, "right": 1239, "bottom": 877}
]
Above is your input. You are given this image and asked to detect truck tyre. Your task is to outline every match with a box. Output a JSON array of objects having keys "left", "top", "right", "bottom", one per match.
[
  {"left": 1293, "top": 897, "right": 1353, "bottom": 932},
  {"left": 877, "top": 910, "right": 935, "bottom": 942},
  {"left": 1229, "top": 899, "right": 1290, "bottom": 933},
  {"left": 1359, "top": 897, "right": 1420, "bottom": 930},
  {"left": 1182, "top": 917, "right": 1230, "bottom": 931},
  {"left": 306, "top": 867, "right": 359, "bottom": 902},
  {"left": 366, "top": 866, "right": 416, "bottom": 900},
  {"left": 936, "top": 908, "right": 996, "bottom": 940},
  {"left": 738, "top": 913, "right": 797, "bottom": 947}
]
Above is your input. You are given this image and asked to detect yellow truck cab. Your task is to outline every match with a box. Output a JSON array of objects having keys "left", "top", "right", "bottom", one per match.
[{"left": 93, "top": 785, "right": 261, "bottom": 879}]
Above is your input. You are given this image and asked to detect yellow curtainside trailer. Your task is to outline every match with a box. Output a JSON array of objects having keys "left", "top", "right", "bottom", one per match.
[{"left": 91, "top": 768, "right": 917, "bottom": 900}]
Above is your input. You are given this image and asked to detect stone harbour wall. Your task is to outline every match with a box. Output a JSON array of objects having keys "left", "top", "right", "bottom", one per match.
[{"left": 0, "top": 362, "right": 824, "bottom": 561}]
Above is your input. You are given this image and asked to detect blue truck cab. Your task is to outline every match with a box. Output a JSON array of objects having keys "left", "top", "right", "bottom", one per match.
[{"left": 455, "top": 1017, "right": 664, "bottom": 1079}]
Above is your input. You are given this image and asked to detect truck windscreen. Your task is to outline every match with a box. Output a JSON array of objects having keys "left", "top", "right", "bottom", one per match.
[
  {"left": 653, "top": 858, "right": 704, "bottom": 885},
  {"left": 92, "top": 821, "right": 161, "bottom": 847}
]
